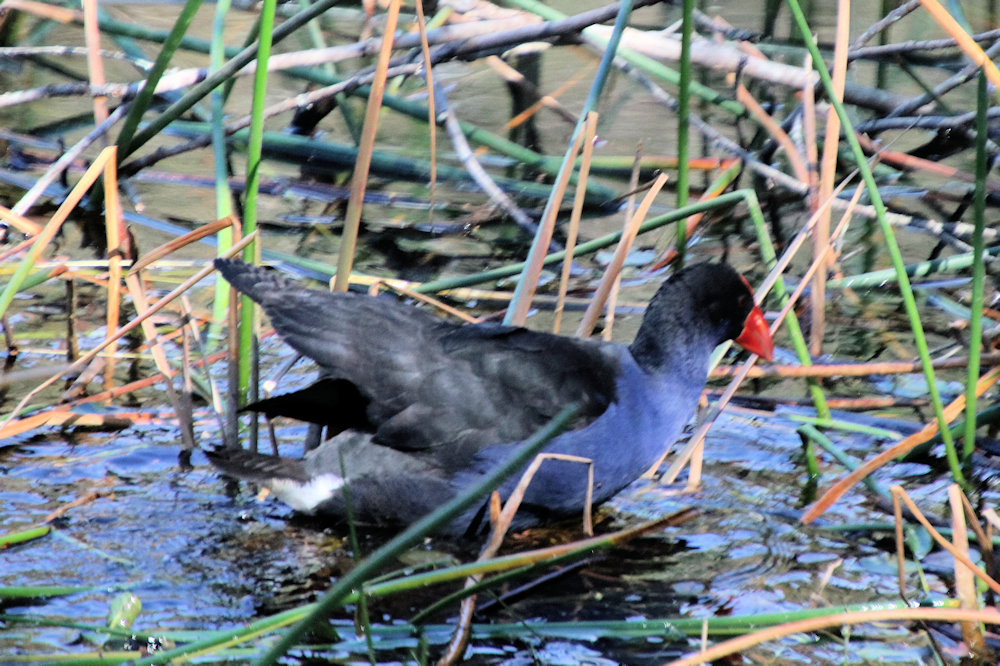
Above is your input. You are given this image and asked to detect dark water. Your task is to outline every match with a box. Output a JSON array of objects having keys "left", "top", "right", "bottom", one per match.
[{"left": 1, "top": 387, "right": 950, "bottom": 662}]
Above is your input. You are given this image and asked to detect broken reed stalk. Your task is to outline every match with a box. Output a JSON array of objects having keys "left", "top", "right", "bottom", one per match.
[
  {"left": 602, "top": 145, "right": 643, "bottom": 342},
  {"left": 506, "top": 126, "right": 588, "bottom": 326},
  {"left": 810, "top": 0, "right": 851, "bottom": 358},
  {"left": 81, "top": 0, "right": 109, "bottom": 128},
  {"left": 713, "top": 352, "right": 1000, "bottom": 380},
  {"left": 334, "top": 0, "right": 401, "bottom": 292},
  {"left": 651, "top": 159, "right": 742, "bottom": 269},
  {"left": 918, "top": 0, "right": 1000, "bottom": 87},
  {"left": 735, "top": 83, "right": 808, "bottom": 185},
  {"left": 413, "top": 0, "right": 437, "bottom": 226},
  {"left": 0, "top": 231, "right": 257, "bottom": 436},
  {"left": 891, "top": 484, "right": 1000, "bottom": 597},
  {"left": 553, "top": 111, "right": 598, "bottom": 334},
  {"left": 668, "top": 607, "right": 1000, "bottom": 666},
  {"left": 576, "top": 172, "right": 667, "bottom": 337},
  {"left": 948, "top": 485, "right": 989, "bottom": 656},
  {"left": 369, "top": 279, "right": 478, "bottom": 324},
  {"left": 125, "top": 272, "right": 197, "bottom": 450},
  {"left": 103, "top": 151, "right": 124, "bottom": 397},
  {"left": 490, "top": 54, "right": 587, "bottom": 132},
  {"left": 801, "top": 366, "right": 1000, "bottom": 524}
]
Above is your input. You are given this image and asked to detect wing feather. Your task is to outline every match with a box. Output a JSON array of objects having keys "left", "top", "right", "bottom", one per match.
[{"left": 216, "top": 260, "right": 624, "bottom": 461}]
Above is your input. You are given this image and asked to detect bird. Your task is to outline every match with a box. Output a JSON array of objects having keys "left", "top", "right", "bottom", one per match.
[{"left": 207, "top": 258, "right": 773, "bottom": 535}]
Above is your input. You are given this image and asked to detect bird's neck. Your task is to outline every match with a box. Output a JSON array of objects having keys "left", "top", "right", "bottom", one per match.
[{"left": 628, "top": 298, "right": 717, "bottom": 377}]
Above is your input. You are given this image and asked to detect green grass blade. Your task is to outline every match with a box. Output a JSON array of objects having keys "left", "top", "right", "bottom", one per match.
[
  {"left": 675, "top": 0, "right": 694, "bottom": 264},
  {"left": 964, "top": 71, "right": 988, "bottom": 461},
  {"left": 785, "top": 0, "right": 965, "bottom": 488},
  {"left": 114, "top": 0, "right": 201, "bottom": 157},
  {"left": 236, "top": 0, "right": 276, "bottom": 404},
  {"left": 504, "top": 0, "right": 635, "bottom": 324},
  {"left": 743, "top": 189, "right": 831, "bottom": 419}
]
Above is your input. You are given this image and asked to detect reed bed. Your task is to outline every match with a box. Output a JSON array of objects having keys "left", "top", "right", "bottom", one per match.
[{"left": 3, "top": 0, "right": 1000, "bottom": 663}]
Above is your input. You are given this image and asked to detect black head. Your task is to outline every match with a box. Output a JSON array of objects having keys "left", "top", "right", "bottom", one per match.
[
  {"left": 629, "top": 262, "right": 769, "bottom": 371},
  {"left": 674, "top": 263, "right": 757, "bottom": 343}
]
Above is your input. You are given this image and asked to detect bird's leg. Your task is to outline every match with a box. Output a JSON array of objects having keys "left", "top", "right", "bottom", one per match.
[
  {"left": 441, "top": 460, "right": 595, "bottom": 666},
  {"left": 304, "top": 422, "right": 324, "bottom": 451},
  {"left": 489, "top": 452, "right": 596, "bottom": 550},
  {"left": 266, "top": 418, "right": 280, "bottom": 455}
]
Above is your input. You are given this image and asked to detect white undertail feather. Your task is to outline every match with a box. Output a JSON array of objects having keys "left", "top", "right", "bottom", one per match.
[{"left": 267, "top": 474, "right": 344, "bottom": 513}]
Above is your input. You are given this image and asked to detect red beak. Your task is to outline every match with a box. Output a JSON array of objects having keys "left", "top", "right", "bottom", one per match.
[{"left": 734, "top": 305, "right": 774, "bottom": 361}]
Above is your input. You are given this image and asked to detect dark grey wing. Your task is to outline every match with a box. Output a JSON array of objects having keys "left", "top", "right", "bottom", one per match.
[
  {"left": 216, "top": 259, "right": 623, "bottom": 461},
  {"left": 217, "top": 259, "right": 486, "bottom": 450},
  {"left": 216, "top": 259, "right": 448, "bottom": 386},
  {"left": 445, "top": 323, "right": 621, "bottom": 424},
  {"left": 217, "top": 258, "right": 467, "bottom": 420},
  {"left": 243, "top": 377, "right": 371, "bottom": 433},
  {"left": 370, "top": 324, "right": 623, "bottom": 457}
]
